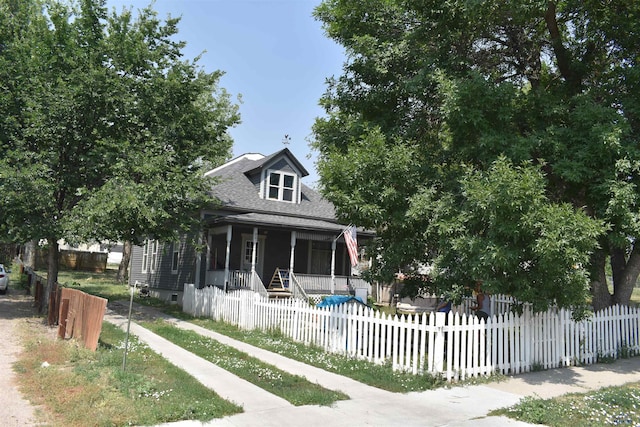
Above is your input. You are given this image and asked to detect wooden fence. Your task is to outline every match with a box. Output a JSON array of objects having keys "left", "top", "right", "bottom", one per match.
[
  {"left": 183, "top": 284, "right": 640, "bottom": 381},
  {"left": 57, "top": 288, "right": 107, "bottom": 351},
  {"left": 31, "top": 249, "right": 108, "bottom": 273},
  {"left": 23, "top": 266, "right": 107, "bottom": 351}
]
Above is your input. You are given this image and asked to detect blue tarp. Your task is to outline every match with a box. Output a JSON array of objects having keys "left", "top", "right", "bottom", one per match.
[{"left": 316, "top": 295, "right": 366, "bottom": 308}]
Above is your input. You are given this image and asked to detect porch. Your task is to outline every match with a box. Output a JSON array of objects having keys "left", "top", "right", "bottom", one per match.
[
  {"left": 202, "top": 222, "right": 371, "bottom": 301},
  {"left": 204, "top": 269, "right": 371, "bottom": 303}
]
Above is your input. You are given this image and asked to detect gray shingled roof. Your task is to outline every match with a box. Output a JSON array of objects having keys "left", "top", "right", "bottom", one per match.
[
  {"left": 209, "top": 212, "right": 347, "bottom": 233},
  {"left": 205, "top": 152, "right": 338, "bottom": 227}
]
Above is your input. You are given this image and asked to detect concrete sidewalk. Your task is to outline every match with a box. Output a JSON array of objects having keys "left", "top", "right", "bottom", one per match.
[{"left": 104, "top": 303, "right": 640, "bottom": 427}]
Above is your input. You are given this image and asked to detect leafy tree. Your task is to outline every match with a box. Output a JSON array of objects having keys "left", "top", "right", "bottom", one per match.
[
  {"left": 431, "top": 158, "right": 602, "bottom": 312},
  {"left": 0, "top": 0, "right": 239, "bottom": 303},
  {"left": 313, "top": 0, "right": 640, "bottom": 310}
]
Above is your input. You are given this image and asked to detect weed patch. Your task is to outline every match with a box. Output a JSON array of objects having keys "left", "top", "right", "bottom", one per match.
[
  {"left": 16, "top": 320, "right": 241, "bottom": 427},
  {"left": 492, "top": 383, "right": 640, "bottom": 426}
]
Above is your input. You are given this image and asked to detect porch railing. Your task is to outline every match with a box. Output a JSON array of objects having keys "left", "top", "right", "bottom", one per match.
[
  {"left": 294, "top": 274, "right": 370, "bottom": 294},
  {"left": 249, "top": 273, "right": 269, "bottom": 299},
  {"left": 206, "top": 270, "right": 369, "bottom": 299},
  {"left": 289, "top": 272, "right": 309, "bottom": 301},
  {"left": 205, "top": 270, "right": 269, "bottom": 298}
]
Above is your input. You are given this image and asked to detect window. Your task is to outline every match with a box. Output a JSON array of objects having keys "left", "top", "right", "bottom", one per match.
[
  {"left": 142, "top": 239, "right": 158, "bottom": 274},
  {"left": 171, "top": 243, "right": 181, "bottom": 274},
  {"left": 240, "top": 234, "right": 265, "bottom": 276},
  {"left": 310, "top": 241, "right": 331, "bottom": 275},
  {"left": 209, "top": 247, "right": 219, "bottom": 270},
  {"left": 150, "top": 240, "right": 158, "bottom": 273},
  {"left": 141, "top": 241, "right": 149, "bottom": 273},
  {"left": 267, "top": 171, "right": 296, "bottom": 202},
  {"left": 244, "top": 240, "right": 258, "bottom": 264}
]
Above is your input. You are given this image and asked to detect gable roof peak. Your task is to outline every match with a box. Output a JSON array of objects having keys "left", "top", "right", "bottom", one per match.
[{"left": 244, "top": 147, "right": 309, "bottom": 177}]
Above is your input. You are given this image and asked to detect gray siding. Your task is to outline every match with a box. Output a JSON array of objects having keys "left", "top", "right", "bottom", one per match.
[
  {"left": 269, "top": 158, "right": 294, "bottom": 173},
  {"left": 129, "top": 235, "right": 199, "bottom": 291}
]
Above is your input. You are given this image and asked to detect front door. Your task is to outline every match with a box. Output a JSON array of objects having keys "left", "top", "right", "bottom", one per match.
[{"left": 241, "top": 234, "right": 265, "bottom": 279}]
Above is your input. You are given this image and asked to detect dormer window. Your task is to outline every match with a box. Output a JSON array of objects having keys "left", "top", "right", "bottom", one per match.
[{"left": 267, "top": 170, "right": 297, "bottom": 202}]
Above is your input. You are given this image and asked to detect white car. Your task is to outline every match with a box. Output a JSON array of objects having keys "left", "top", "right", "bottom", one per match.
[{"left": 0, "top": 264, "right": 9, "bottom": 294}]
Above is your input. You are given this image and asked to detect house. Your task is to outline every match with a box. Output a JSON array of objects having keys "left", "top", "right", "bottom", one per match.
[{"left": 128, "top": 149, "right": 373, "bottom": 304}]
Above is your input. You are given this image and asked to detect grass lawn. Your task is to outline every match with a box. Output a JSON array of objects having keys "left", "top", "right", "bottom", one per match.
[
  {"left": 181, "top": 315, "right": 448, "bottom": 392},
  {"left": 56, "top": 267, "right": 131, "bottom": 300},
  {"left": 491, "top": 383, "right": 640, "bottom": 426},
  {"left": 143, "top": 319, "right": 349, "bottom": 406},
  {"left": 15, "top": 319, "right": 242, "bottom": 427}
]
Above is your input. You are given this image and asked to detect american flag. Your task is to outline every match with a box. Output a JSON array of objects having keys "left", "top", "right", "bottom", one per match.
[{"left": 344, "top": 225, "right": 359, "bottom": 267}]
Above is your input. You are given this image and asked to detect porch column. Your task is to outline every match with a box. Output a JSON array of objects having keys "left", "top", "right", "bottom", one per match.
[
  {"left": 195, "top": 231, "right": 203, "bottom": 288},
  {"left": 289, "top": 231, "right": 296, "bottom": 272},
  {"left": 224, "top": 225, "right": 232, "bottom": 292},
  {"left": 205, "top": 232, "right": 212, "bottom": 278},
  {"left": 251, "top": 227, "right": 258, "bottom": 290},
  {"left": 330, "top": 240, "right": 336, "bottom": 294}
]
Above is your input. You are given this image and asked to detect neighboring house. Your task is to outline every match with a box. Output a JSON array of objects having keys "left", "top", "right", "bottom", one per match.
[
  {"left": 58, "top": 241, "right": 124, "bottom": 265},
  {"left": 129, "top": 149, "right": 373, "bottom": 304}
]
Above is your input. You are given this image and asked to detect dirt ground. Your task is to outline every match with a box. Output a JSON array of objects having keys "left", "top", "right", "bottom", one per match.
[{"left": 0, "top": 290, "right": 48, "bottom": 426}]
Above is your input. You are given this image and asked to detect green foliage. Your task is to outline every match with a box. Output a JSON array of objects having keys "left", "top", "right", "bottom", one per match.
[
  {"left": 312, "top": 0, "right": 640, "bottom": 309},
  {"left": 431, "top": 158, "right": 603, "bottom": 311},
  {"left": 0, "top": 0, "right": 239, "bottom": 247}
]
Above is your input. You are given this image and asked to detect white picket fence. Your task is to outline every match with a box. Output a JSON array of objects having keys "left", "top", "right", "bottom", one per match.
[{"left": 183, "top": 284, "right": 640, "bottom": 381}]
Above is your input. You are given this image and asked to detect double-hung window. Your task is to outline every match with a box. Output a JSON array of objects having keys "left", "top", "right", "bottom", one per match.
[
  {"left": 267, "top": 170, "right": 296, "bottom": 202},
  {"left": 142, "top": 241, "right": 149, "bottom": 273},
  {"left": 142, "top": 239, "right": 158, "bottom": 273}
]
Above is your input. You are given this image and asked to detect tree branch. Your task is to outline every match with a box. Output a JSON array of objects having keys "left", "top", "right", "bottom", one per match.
[{"left": 544, "top": 1, "right": 578, "bottom": 89}]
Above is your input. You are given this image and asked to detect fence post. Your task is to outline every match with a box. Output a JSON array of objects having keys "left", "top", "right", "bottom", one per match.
[
  {"left": 35, "top": 279, "right": 43, "bottom": 312},
  {"left": 434, "top": 312, "right": 446, "bottom": 374},
  {"left": 47, "top": 283, "right": 59, "bottom": 326},
  {"left": 25, "top": 270, "right": 32, "bottom": 295}
]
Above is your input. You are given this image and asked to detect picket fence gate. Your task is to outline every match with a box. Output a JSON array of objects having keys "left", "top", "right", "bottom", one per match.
[{"left": 183, "top": 284, "right": 640, "bottom": 381}]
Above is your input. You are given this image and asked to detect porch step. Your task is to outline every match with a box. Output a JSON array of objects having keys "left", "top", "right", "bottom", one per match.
[{"left": 268, "top": 289, "right": 292, "bottom": 299}]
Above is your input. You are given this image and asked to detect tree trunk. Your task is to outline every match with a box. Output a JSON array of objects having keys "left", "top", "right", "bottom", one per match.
[
  {"left": 590, "top": 247, "right": 612, "bottom": 311},
  {"left": 45, "top": 238, "right": 59, "bottom": 314},
  {"left": 23, "top": 240, "right": 36, "bottom": 269},
  {"left": 117, "top": 241, "right": 132, "bottom": 284},
  {"left": 612, "top": 243, "right": 640, "bottom": 306},
  {"left": 590, "top": 242, "right": 640, "bottom": 311}
]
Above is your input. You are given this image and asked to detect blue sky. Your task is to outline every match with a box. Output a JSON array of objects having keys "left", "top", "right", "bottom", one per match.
[{"left": 105, "top": 0, "right": 345, "bottom": 186}]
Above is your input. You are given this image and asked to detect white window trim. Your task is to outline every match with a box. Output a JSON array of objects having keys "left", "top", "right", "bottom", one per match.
[
  {"left": 240, "top": 233, "right": 266, "bottom": 272},
  {"left": 265, "top": 169, "right": 298, "bottom": 203},
  {"left": 141, "top": 240, "right": 149, "bottom": 273},
  {"left": 150, "top": 240, "right": 158, "bottom": 273},
  {"left": 141, "top": 239, "right": 159, "bottom": 274}
]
